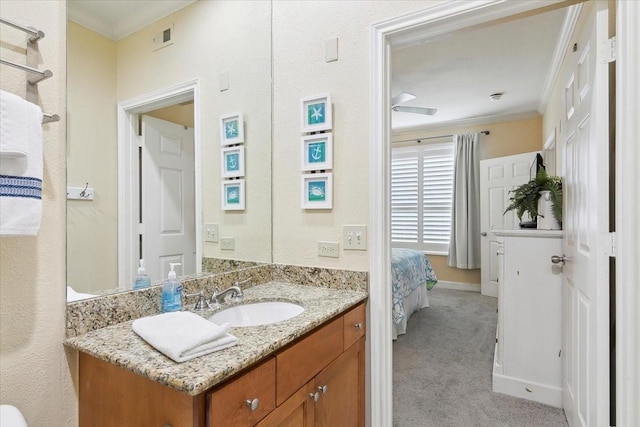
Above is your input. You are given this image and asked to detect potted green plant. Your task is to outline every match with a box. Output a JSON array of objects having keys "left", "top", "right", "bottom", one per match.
[{"left": 504, "top": 169, "right": 563, "bottom": 229}]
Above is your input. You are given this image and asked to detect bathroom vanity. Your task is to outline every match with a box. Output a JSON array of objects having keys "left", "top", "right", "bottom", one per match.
[{"left": 67, "top": 282, "right": 367, "bottom": 427}]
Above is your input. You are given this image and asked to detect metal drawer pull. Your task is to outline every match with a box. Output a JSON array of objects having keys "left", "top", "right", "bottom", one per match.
[
  {"left": 551, "top": 255, "right": 566, "bottom": 265},
  {"left": 309, "top": 392, "right": 320, "bottom": 402},
  {"left": 245, "top": 398, "right": 259, "bottom": 411},
  {"left": 354, "top": 322, "right": 363, "bottom": 329},
  {"left": 317, "top": 385, "right": 328, "bottom": 394}
]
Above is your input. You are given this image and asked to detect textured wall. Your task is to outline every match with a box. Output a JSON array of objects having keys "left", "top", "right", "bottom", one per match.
[
  {"left": 272, "top": 1, "right": 436, "bottom": 270},
  {"left": 116, "top": 1, "right": 273, "bottom": 264},
  {"left": 0, "top": 1, "right": 75, "bottom": 426}
]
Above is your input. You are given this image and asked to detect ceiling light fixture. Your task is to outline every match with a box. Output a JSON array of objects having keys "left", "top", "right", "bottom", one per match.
[{"left": 489, "top": 92, "right": 504, "bottom": 101}]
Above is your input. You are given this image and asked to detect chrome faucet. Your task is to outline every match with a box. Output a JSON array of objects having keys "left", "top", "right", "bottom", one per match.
[
  {"left": 210, "top": 286, "right": 244, "bottom": 305},
  {"left": 209, "top": 277, "right": 251, "bottom": 305}
]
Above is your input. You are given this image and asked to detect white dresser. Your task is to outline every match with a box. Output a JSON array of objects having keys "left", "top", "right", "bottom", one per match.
[{"left": 492, "top": 229, "right": 564, "bottom": 407}]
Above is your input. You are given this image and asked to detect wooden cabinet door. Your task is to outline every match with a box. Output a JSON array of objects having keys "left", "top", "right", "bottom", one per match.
[
  {"left": 314, "top": 337, "right": 365, "bottom": 427},
  {"left": 276, "top": 316, "right": 343, "bottom": 405},
  {"left": 79, "top": 353, "right": 205, "bottom": 427},
  {"left": 255, "top": 381, "right": 315, "bottom": 427},
  {"left": 207, "top": 358, "right": 276, "bottom": 426}
]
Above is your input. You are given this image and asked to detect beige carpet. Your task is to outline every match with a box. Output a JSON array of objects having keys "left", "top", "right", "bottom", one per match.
[{"left": 393, "top": 287, "right": 568, "bottom": 427}]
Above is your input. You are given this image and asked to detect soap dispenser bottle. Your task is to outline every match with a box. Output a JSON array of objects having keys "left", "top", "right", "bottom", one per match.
[
  {"left": 133, "top": 259, "right": 151, "bottom": 289},
  {"left": 161, "top": 263, "right": 182, "bottom": 313}
]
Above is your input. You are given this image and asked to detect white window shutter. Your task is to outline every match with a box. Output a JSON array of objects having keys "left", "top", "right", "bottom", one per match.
[
  {"left": 391, "top": 151, "right": 419, "bottom": 244},
  {"left": 422, "top": 143, "right": 454, "bottom": 253},
  {"left": 391, "top": 141, "right": 454, "bottom": 254}
]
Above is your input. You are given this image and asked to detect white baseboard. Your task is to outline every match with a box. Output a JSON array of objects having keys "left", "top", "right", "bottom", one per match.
[
  {"left": 492, "top": 372, "right": 563, "bottom": 408},
  {"left": 435, "top": 280, "right": 481, "bottom": 292}
]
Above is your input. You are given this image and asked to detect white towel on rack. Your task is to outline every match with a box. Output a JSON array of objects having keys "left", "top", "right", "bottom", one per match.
[
  {"left": 0, "top": 90, "right": 43, "bottom": 236},
  {"left": 132, "top": 311, "right": 238, "bottom": 363},
  {"left": 0, "top": 90, "right": 32, "bottom": 158}
]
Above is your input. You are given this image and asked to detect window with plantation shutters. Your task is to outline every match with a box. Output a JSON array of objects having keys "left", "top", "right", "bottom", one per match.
[{"left": 391, "top": 141, "right": 454, "bottom": 254}]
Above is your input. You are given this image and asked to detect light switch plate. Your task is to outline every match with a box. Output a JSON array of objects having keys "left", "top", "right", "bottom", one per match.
[
  {"left": 325, "top": 38, "right": 338, "bottom": 62},
  {"left": 204, "top": 222, "right": 219, "bottom": 243},
  {"left": 219, "top": 72, "right": 229, "bottom": 91},
  {"left": 220, "top": 237, "right": 235, "bottom": 250},
  {"left": 318, "top": 241, "right": 339, "bottom": 258},
  {"left": 343, "top": 225, "right": 367, "bottom": 250}
]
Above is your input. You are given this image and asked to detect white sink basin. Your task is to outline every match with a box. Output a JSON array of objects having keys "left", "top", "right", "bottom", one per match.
[{"left": 208, "top": 301, "right": 304, "bottom": 327}]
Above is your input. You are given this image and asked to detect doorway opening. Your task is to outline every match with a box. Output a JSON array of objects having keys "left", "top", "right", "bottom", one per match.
[{"left": 117, "top": 79, "right": 201, "bottom": 288}]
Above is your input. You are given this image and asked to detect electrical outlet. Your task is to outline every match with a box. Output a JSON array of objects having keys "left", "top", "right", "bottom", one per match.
[
  {"left": 204, "top": 222, "right": 219, "bottom": 243},
  {"left": 220, "top": 237, "right": 235, "bottom": 250},
  {"left": 318, "top": 241, "right": 339, "bottom": 258},
  {"left": 343, "top": 225, "right": 367, "bottom": 250}
]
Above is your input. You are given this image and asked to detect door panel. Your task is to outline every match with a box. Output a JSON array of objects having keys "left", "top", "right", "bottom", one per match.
[
  {"left": 480, "top": 151, "right": 538, "bottom": 296},
  {"left": 561, "top": 3, "right": 609, "bottom": 426}
]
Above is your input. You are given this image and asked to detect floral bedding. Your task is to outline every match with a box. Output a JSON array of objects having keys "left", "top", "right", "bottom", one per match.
[{"left": 392, "top": 248, "right": 438, "bottom": 324}]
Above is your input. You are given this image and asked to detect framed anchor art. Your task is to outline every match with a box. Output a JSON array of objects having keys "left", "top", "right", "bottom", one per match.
[{"left": 301, "top": 133, "right": 332, "bottom": 171}]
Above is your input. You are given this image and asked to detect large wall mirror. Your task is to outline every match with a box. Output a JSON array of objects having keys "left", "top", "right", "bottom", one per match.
[{"left": 66, "top": 0, "right": 272, "bottom": 301}]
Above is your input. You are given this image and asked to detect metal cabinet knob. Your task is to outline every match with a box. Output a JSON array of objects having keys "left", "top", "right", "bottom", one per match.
[
  {"left": 551, "top": 255, "right": 566, "bottom": 265},
  {"left": 309, "top": 392, "right": 320, "bottom": 402},
  {"left": 317, "top": 385, "right": 328, "bottom": 394},
  {"left": 245, "top": 398, "right": 259, "bottom": 412},
  {"left": 481, "top": 232, "right": 487, "bottom": 236},
  {"left": 354, "top": 322, "right": 363, "bottom": 329}
]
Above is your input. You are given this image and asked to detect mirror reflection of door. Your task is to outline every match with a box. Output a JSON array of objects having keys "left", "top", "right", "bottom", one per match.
[{"left": 140, "top": 114, "right": 195, "bottom": 282}]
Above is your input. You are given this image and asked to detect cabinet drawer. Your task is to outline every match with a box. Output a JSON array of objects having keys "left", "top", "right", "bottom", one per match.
[
  {"left": 207, "top": 357, "right": 276, "bottom": 426},
  {"left": 276, "top": 316, "right": 343, "bottom": 405},
  {"left": 343, "top": 302, "right": 366, "bottom": 349}
]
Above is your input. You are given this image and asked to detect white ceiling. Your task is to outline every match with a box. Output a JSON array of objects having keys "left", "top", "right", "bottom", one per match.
[
  {"left": 67, "top": 0, "right": 196, "bottom": 41},
  {"left": 391, "top": 7, "right": 567, "bottom": 131}
]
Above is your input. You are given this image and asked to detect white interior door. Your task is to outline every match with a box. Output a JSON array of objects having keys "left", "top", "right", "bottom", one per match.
[
  {"left": 561, "top": 3, "right": 610, "bottom": 426},
  {"left": 141, "top": 115, "right": 196, "bottom": 282},
  {"left": 480, "top": 151, "right": 538, "bottom": 297}
]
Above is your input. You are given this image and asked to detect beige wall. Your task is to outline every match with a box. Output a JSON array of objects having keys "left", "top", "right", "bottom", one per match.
[
  {"left": 392, "top": 116, "right": 544, "bottom": 285},
  {"left": 0, "top": 2, "right": 75, "bottom": 426},
  {"left": 147, "top": 103, "right": 195, "bottom": 128},
  {"left": 67, "top": 22, "right": 118, "bottom": 293},
  {"left": 272, "top": 1, "right": 436, "bottom": 270},
  {"left": 116, "top": 1, "right": 273, "bottom": 264}
]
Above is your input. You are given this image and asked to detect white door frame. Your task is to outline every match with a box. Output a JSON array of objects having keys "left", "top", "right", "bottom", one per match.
[
  {"left": 614, "top": 1, "right": 640, "bottom": 425},
  {"left": 369, "top": 1, "right": 639, "bottom": 425},
  {"left": 117, "top": 79, "right": 202, "bottom": 288}
]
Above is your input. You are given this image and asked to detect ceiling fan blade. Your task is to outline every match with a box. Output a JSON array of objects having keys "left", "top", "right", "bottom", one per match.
[
  {"left": 392, "top": 106, "right": 437, "bottom": 115},
  {"left": 391, "top": 92, "right": 416, "bottom": 106}
]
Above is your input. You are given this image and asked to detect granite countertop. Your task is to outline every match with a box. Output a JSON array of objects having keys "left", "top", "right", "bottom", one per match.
[{"left": 64, "top": 282, "right": 368, "bottom": 396}]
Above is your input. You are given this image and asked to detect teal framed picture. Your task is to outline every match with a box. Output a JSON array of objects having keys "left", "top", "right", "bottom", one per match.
[
  {"left": 301, "top": 133, "right": 333, "bottom": 171},
  {"left": 301, "top": 173, "right": 332, "bottom": 209},
  {"left": 220, "top": 112, "right": 244, "bottom": 146},
  {"left": 300, "top": 94, "right": 332, "bottom": 133},
  {"left": 221, "top": 146, "right": 245, "bottom": 178},
  {"left": 222, "top": 179, "right": 245, "bottom": 211}
]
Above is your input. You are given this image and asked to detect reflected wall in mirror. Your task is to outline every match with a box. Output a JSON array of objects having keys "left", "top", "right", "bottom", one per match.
[{"left": 67, "top": 0, "right": 272, "bottom": 300}]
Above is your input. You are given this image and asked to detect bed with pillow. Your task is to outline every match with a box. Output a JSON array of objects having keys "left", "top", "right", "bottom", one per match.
[{"left": 391, "top": 248, "right": 438, "bottom": 339}]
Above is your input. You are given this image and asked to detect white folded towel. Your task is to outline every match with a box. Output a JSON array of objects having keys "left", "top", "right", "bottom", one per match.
[
  {"left": 0, "top": 90, "right": 43, "bottom": 236},
  {"left": 132, "top": 311, "right": 238, "bottom": 363},
  {"left": 0, "top": 90, "right": 31, "bottom": 158},
  {"left": 66, "top": 286, "right": 98, "bottom": 302}
]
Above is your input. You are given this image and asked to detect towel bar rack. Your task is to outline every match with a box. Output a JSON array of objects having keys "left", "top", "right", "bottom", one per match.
[
  {"left": 0, "top": 58, "right": 52, "bottom": 84},
  {"left": 1, "top": 16, "right": 58, "bottom": 122},
  {"left": 0, "top": 17, "right": 44, "bottom": 43}
]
